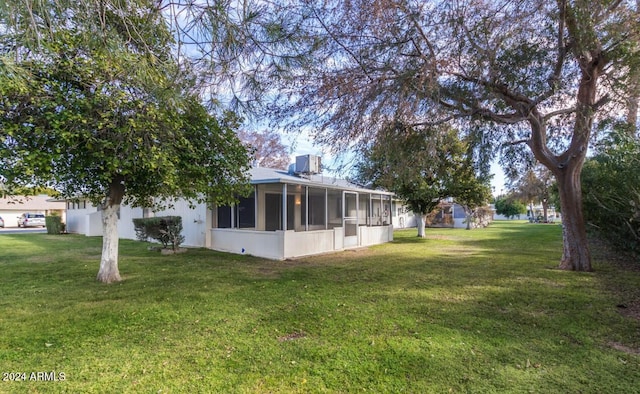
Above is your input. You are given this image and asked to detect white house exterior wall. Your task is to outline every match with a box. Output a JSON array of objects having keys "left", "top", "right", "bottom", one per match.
[
  {"left": 117, "top": 205, "right": 143, "bottom": 240},
  {"left": 209, "top": 225, "right": 393, "bottom": 260},
  {"left": 211, "top": 229, "right": 285, "bottom": 260},
  {"left": 85, "top": 211, "right": 103, "bottom": 236},
  {"left": 65, "top": 199, "right": 208, "bottom": 248},
  {"left": 283, "top": 229, "right": 336, "bottom": 258},
  {"left": 66, "top": 204, "right": 94, "bottom": 235},
  {"left": 360, "top": 225, "right": 394, "bottom": 246},
  {"left": 155, "top": 200, "right": 208, "bottom": 247}
]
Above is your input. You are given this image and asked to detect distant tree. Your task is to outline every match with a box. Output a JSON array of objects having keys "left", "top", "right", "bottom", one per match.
[
  {"left": 448, "top": 163, "right": 493, "bottom": 230},
  {"left": 510, "top": 167, "right": 554, "bottom": 222},
  {"left": 0, "top": 0, "right": 252, "bottom": 283},
  {"left": 495, "top": 197, "right": 527, "bottom": 219},
  {"left": 0, "top": 185, "right": 58, "bottom": 198},
  {"left": 354, "top": 122, "right": 491, "bottom": 236},
  {"left": 237, "top": 129, "right": 291, "bottom": 170}
]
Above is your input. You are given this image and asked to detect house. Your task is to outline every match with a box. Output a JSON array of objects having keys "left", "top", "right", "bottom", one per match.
[
  {"left": 426, "top": 200, "right": 493, "bottom": 229},
  {"left": 64, "top": 155, "right": 396, "bottom": 260},
  {"left": 0, "top": 194, "right": 66, "bottom": 227},
  {"left": 64, "top": 199, "right": 209, "bottom": 247}
]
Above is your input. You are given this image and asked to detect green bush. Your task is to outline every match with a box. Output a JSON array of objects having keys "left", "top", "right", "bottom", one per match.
[
  {"left": 45, "top": 215, "right": 63, "bottom": 234},
  {"left": 582, "top": 129, "right": 640, "bottom": 253},
  {"left": 133, "top": 216, "right": 185, "bottom": 251}
]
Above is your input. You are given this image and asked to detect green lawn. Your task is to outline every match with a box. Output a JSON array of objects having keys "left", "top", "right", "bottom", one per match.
[{"left": 0, "top": 221, "right": 638, "bottom": 393}]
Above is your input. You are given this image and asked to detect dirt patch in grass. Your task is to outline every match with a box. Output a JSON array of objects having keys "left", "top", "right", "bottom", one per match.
[
  {"left": 277, "top": 331, "right": 307, "bottom": 342},
  {"left": 608, "top": 341, "right": 640, "bottom": 355}
]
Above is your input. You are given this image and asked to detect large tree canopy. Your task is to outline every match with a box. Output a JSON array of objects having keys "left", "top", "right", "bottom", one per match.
[
  {"left": 0, "top": 0, "right": 252, "bottom": 283},
  {"left": 188, "top": 0, "right": 639, "bottom": 272},
  {"left": 354, "top": 122, "right": 491, "bottom": 236}
]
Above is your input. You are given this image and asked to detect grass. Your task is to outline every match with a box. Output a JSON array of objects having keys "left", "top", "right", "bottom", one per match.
[{"left": 0, "top": 221, "right": 638, "bottom": 393}]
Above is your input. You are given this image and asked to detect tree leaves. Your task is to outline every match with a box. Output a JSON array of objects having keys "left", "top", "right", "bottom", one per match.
[
  {"left": 583, "top": 128, "right": 640, "bottom": 251},
  {"left": 0, "top": 0, "right": 252, "bottom": 209},
  {"left": 354, "top": 122, "right": 491, "bottom": 215}
]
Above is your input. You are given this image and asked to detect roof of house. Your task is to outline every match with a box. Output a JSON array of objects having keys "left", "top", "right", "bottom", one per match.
[
  {"left": 0, "top": 194, "right": 66, "bottom": 211},
  {"left": 250, "top": 167, "right": 394, "bottom": 195}
]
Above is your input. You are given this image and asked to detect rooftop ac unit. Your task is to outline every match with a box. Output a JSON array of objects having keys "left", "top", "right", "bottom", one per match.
[{"left": 295, "top": 155, "right": 321, "bottom": 175}]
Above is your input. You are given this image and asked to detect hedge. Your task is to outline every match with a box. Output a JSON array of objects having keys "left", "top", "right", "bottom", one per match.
[
  {"left": 45, "top": 216, "right": 64, "bottom": 234},
  {"left": 132, "top": 216, "right": 185, "bottom": 251}
]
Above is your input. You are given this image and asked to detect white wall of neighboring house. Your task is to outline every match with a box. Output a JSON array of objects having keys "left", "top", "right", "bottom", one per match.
[
  {"left": 65, "top": 200, "right": 93, "bottom": 235},
  {"left": 393, "top": 202, "right": 495, "bottom": 230},
  {"left": 152, "top": 200, "right": 209, "bottom": 247},
  {"left": 394, "top": 202, "right": 417, "bottom": 229},
  {"left": 65, "top": 199, "right": 209, "bottom": 247}
]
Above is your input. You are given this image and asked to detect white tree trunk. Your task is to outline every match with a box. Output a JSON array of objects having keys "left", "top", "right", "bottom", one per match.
[
  {"left": 416, "top": 213, "right": 426, "bottom": 238},
  {"left": 96, "top": 203, "right": 122, "bottom": 283}
]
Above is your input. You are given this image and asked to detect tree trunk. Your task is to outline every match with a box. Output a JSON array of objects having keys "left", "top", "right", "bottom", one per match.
[
  {"left": 96, "top": 177, "right": 125, "bottom": 283},
  {"left": 416, "top": 213, "right": 425, "bottom": 237},
  {"left": 542, "top": 200, "right": 549, "bottom": 223},
  {"left": 522, "top": 31, "right": 602, "bottom": 271},
  {"left": 97, "top": 203, "right": 122, "bottom": 283},
  {"left": 627, "top": 95, "right": 638, "bottom": 134},
  {"left": 555, "top": 165, "right": 591, "bottom": 271}
]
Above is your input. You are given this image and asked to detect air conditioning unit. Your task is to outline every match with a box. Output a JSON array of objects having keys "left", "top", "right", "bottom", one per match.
[{"left": 295, "top": 155, "right": 321, "bottom": 175}]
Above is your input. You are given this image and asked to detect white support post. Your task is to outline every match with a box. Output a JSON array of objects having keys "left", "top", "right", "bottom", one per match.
[{"left": 282, "top": 184, "right": 287, "bottom": 231}]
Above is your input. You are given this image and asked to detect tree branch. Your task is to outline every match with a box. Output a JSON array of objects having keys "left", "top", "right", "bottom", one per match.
[
  {"left": 505, "top": 138, "right": 531, "bottom": 146},
  {"left": 543, "top": 106, "right": 576, "bottom": 121}
]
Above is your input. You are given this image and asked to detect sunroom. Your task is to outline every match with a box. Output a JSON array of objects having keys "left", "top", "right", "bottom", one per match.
[{"left": 208, "top": 160, "right": 394, "bottom": 260}]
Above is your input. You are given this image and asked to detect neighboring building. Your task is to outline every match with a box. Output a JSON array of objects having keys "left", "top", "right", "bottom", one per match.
[
  {"left": 0, "top": 194, "right": 66, "bottom": 227},
  {"left": 394, "top": 203, "right": 417, "bottom": 229},
  {"left": 395, "top": 199, "right": 493, "bottom": 229},
  {"left": 64, "top": 198, "right": 208, "bottom": 246},
  {"left": 64, "top": 156, "right": 396, "bottom": 260}
]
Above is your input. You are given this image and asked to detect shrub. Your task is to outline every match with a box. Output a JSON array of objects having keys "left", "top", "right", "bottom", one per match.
[
  {"left": 133, "top": 216, "right": 185, "bottom": 251},
  {"left": 582, "top": 129, "right": 640, "bottom": 253},
  {"left": 45, "top": 215, "right": 63, "bottom": 234}
]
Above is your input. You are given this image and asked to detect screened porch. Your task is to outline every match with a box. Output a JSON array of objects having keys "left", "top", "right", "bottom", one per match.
[{"left": 209, "top": 178, "right": 395, "bottom": 260}]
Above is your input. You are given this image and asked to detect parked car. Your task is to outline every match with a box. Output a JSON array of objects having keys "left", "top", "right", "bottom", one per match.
[
  {"left": 17, "top": 213, "right": 46, "bottom": 228},
  {"left": 0, "top": 216, "right": 4, "bottom": 228}
]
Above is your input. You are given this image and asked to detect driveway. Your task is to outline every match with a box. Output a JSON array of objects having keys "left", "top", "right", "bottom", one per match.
[{"left": 0, "top": 227, "right": 47, "bottom": 234}]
